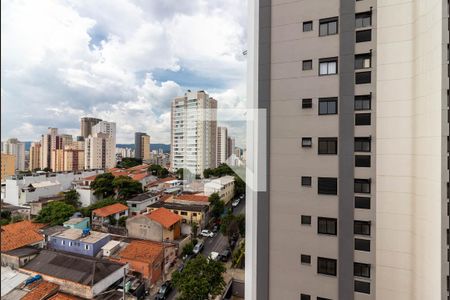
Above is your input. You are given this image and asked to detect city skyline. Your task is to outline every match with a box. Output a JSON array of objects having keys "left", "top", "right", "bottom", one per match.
[{"left": 1, "top": 0, "right": 247, "bottom": 145}]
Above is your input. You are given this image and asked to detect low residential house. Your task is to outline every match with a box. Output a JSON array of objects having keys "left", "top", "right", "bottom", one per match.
[
  {"left": 204, "top": 175, "right": 235, "bottom": 204},
  {"left": 20, "top": 249, "right": 126, "bottom": 299},
  {"left": 1, "top": 221, "right": 46, "bottom": 253},
  {"left": 1, "top": 246, "right": 40, "bottom": 269},
  {"left": 4, "top": 278, "right": 60, "bottom": 300},
  {"left": 110, "top": 240, "right": 163, "bottom": 285},
  {"left": 1, "top": 266, "right": 31, "bottom": 298},
  {"left": 126, "top": 192, "right": 161, "bottom": 216},
  {"left": 1, "top": 202, "right": 31, "bottom": 220},
  {"left": 101, "top": 240, "right": 121, "bottom": 257},
  {"left": 39, "top": 226, "right": 68, "bottom": 246},
  {"left": 92, "top": 203, "right": 129, "bottom": 226},
  {"left": 29, "top": 195, "right": 64, "bottom": 217},
  {"left": 126, "top": 207, "right": 182, "bottom": 242},
  {"left": 19, "top": 181, "right": 62, "bottom": 204},
  {"left": 63, "top": 217, "right": 90, "bottom": 230},
  {"left": 145, "top": 177, "right": 179, "bottom": 192},
  {"left": 48, "top": 228, "right": 111, "bottom": 257}
]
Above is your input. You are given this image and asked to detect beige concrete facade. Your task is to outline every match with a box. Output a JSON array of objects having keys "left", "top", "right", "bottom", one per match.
[
  {"left": 249, "top": 0, "right": 449, "bottom": 299},
  {"left": 1, "top": 154, "right": 15, "bottom": 182},
  {"left": 29, "top": 142, "right": 41, "bottom": 171}
]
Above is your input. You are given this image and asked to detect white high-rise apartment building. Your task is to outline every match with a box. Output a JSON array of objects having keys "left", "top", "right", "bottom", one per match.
[
  {"left": 85, "top": 121, "right": 116, "bottom": 170},
  {"left": 247, "top": 0, "right": 449, "bottom": 300},
  {"left": 40, "top": 127, "right": 61, "bottom": 170},
  {"left": 171, "top": 90, "right": 217, "bottom": 176},
  {"left": 1, "top": 138, "right": 25, "bottom": 171},
  {"left": 217, "top": 127, "right": 228, "bottom": 165}
]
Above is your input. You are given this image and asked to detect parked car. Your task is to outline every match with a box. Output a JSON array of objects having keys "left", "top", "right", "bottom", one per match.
[
  {"left": 193, "top": 241, "right": 204, "bottom": 255},
  {"left": 231, "top": 199, "right": 240, "bottom": 207},
  {"left": 200, "top": 229, "right": 214, "bottom": 237},
  {"left": 155, "top": 281, "right": 172, "bottom": 300},
  {"left": 220, "top": 248, "right": 232, "bottom": 262},
  {"left": 209, "top": 251, "right": 220, "bottom": 261}
]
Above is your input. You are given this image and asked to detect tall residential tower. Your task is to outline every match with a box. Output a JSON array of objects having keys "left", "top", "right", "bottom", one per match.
[
  {"left": 247, "top": 0, "right": 449, "bottom": 299},
  {"left": 135, "top": 132, "right": 150, "bottom": 161}
]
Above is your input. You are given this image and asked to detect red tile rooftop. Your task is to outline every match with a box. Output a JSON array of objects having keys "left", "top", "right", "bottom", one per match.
[
  {"left": 92, "top": 203, "right": 128, "bottom": 217},
  {"left": 1, "top": 220, "right": 46, "bottom": 252},
  {"left": 147, "top": 207, "right": 182, "bottom": 229}
]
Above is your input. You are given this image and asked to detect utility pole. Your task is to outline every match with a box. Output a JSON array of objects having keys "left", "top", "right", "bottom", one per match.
[{"left": 122, "top": 266, "right": 126, "bottom": 300}]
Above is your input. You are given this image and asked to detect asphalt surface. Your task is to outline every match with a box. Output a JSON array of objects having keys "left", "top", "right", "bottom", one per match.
[{"left": 152, "top": 197, "right": 245, "bottom": 300}]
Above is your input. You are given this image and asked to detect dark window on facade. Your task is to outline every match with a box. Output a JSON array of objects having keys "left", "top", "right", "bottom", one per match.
[
  {"left": 318, "top": 217, "right": 337, "bottom": 235},
  {"left": 354, "top": 262, "right": 371, "bottom": 278},
  {"left": 354, "top": 137, "right": 371, "bottom": 152},
  {"left": 355, "top": 179, "right": 371, "bottom": 194},
  {"left": 131, "top": 204, "right": 137, "bottom": 207},
  {"left": 317, "top": 257, "right": 337, "bottom": 276},
  {"left": 303, "top": 60, "right": 313, "bottom": 70},
  {"left": 354, "top": 221, "right": 371, "bottom": 235},
  {"left": 355, "top": 280, "right": 371, "bottom": 294},
  {"left": 319, "top": 58, "right": 338, "bottom": 75},
  {"left": 317, "top": 298, "right": 332, "bottom": 300},
  {"left": 355, "top": 196, "right": 371, "bottom": 209},
  {"left": 355, "top": 95, "right": 371, "bottom": 110},
  {"left": 318, "top": 138, "right": 338, "bottom": 154},
  {"left": 355, "top": 12, "right": 372, "bottom": 28},
  {"left": 318, "top": 177, "right": 337, "bottom": 195},
  {"left": 355, "top": 113, "right": 371, "bottom": 126},
  {"left": 302, "top": 98, "right": 312, "bottom": 108},
  {"left": 355, "top": 238, "right": 371, "bottom": 251},
  {"left": 356, "top": 29, "right": 372, "bottom": 43},
  {"left": 301, "top": 254, "right": 311, "bottom": 264},
  {"left": 355, "top": 155, "right": 371, "bottom": 167},
  {"left": 301, "top": 215, "right": 311, "bottom": 225},
  {"left": 355, "top": 53, "right": 371, "bottom": 69},
  {"left": 356, "top": 71, "right": 372, "bottom": 84},
  {"left": 319, "top": 18, "right": 338, "bottom": 36},
  {"left": 301, "top": 294, "right": 311, "bottom": 300},
  {"left": 302, "top": 137, "right": 312, "bottom": 147},
  {"left": 301, "top": 176, "right": 312, "bottom": 186},
  {"left": 303, "top": 21, "right": 313, "bottom": 32},
  {"left": 318, "top": 97, "right": 338, "bottom": 115}
]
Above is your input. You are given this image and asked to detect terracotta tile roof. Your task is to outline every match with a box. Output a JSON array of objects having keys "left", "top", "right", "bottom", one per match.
[
  {"left": 131, "top": 173, "right": 149, "bottom": 181},
  {"left": 175, "top": 194, "right": 209, "bottom": 202},
  {"left": 127, "top": 164, "right": 150, "bottom": 171},
  {"left": 92, "top": 203, "right": 128, "bottom": 217},
  {"left": 82, "top": 175, "right": 98, "bottom": 181},
  {"left": 118, "top": 240, "right": 163, "bottom": 263},
  {"left": 48, "top": 292, "right": 81, "bottom": 300},
  {"left": 1, "top": 221, "right": 46, "bottom": 252},
  {"left": 147, "top": 207, "right": 182, "bottom": 229},
  {"left": 22, "top": 280, "right": 59, "bottom": 300}
]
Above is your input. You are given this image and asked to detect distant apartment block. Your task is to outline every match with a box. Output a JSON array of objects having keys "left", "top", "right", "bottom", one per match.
[
  {"left": 204, "top": 175, "right": 235, "bottom": 204},
  {"left": 28, "top": 142, "right": 41, "bottom": 171},
  {"left": 170, "top": 90, "right": 217, "bottom": 176},
  {"left": 85, "top": 121, "right": 116, "bottom": 170},
  {"left": 217, "top": 126, "right": 228, "bottom": 165},
  {"left": 1, "top": 138, "right": 25, "bottom": 171},
  {"left": 135, "top": 132, "right": 151, "bottom": 161},
  {"left": 1, "top": 154, "right": 15, "bottom": 182},
  {"left": 80, "top": 117, "right": 102, "bottom": 138}
]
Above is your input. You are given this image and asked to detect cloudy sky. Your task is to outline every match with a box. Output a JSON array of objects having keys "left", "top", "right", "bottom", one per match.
[{"left": 1, "top": 0, "right": 247, "bottom": 145}]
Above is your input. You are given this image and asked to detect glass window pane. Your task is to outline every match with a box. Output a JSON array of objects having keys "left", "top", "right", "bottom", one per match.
[
  {"left": 320, "top": 62, "right": 328, "bottom": 74},
  {"left": 328, "top": 21, "right": 337, "bottom": 34},
  {"left": 328, "top": 101, "right": 336, "bottom": 113},
  {"left": 328, "top": 61, "right": 336, "bottom": 74},
  {"left": 319, "top": 23, "right": 327, "bottom": 36},
  {"left": 319, "top": 101, "right": 328, "bottom": 113}
]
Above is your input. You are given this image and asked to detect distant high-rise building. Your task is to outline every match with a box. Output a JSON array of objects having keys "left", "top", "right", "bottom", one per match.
[
  {"left": 226, "top": 136, "right": 235, "bottom": 162},
  {"left": 40, "top": 128, "right": 62, "bottom": 170},
  {"left": 29, "top": 142, "right": 41, "bottom": 171},
  {"left": 51, "top": 149, "right": 64, "bottom": 172},
  {"left": 64, "top": 141, "right": 85, "bottom": 171},
  {"left": 135, "top": 132, "right": 150, "bottom": 161},
  {"left": 217, "top": 127, "right": 228, "bottom": 165},
  {"left": 170, "top": 90, "right": 217, "bottom": 176},
  {"left": 85, "top": 121, "right": 116, "bottom": 170},
  {"left": 1, "top": 153, "right": 15, "bottom": 181},
  {"left": 248, "top": 1, "right": 449, "bottom": 300},
  {"left": 1, "top": 138, "right": 26, "bottom": 171},
  {"left": 80, "top": 117, "right": 102, "bottom": 138}
]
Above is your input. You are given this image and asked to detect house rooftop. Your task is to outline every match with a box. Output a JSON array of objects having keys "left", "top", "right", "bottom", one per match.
[
  {"left": 21, "top": 280, "right": 59, "bottom": 300},
  {"left": 148, "top": 201, "right": 208, "bottom": 212},
  {"left": 174, "top": 194, "right": 209, "bottom": 202},
  {"left": 21, "top": 249, "right": 125, "bottom": 286},
  {"left": 48, "top": 292, "right": 82, "bottom": 300},
  {"left": 117, "top": 240, "right": 163, "bottom": 264},
  {"left": 147, "top": 207, "right": 182, "bottom": 229},
  {"left": 39, "top": 225, "right": 68, "bottom": 237},
  {"left": 92, "top": 203, "right": 128, "bottom": 217},
  {"left": 4, "top": 246, "right": 40, "bottom": 257},
  {"left": 101, "top": 240, "right": 121, "bottom": 251},
  {"left": 126, "top": 192, "right": 160, "bottom": 203},
  {"left": 1, "top": 221, "right": 46, "bottom": 252},
  {"left": 53, "top": 228, "right": 109, "bottom": 244},
  {"left": 28, "top": 181, "right": 60, "bottom": 188},
  {"left": 1, "top": 266, "right": 30, "bottom": 297}
]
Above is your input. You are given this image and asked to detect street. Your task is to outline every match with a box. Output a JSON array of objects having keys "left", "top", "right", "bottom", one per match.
[{"left": 151, "top": 197, "right": 245, "bottom": 300}]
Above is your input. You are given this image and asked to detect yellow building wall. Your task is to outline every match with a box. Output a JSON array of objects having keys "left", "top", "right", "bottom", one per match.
[{"left": 1, "top": 154, "right": 15, "bottom": 181}]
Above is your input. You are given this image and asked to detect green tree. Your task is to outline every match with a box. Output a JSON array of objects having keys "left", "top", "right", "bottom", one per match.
[
  {"left": 172, "top": 255, "right": 226, "bottom": 300},
  {"left": 181, "top": 242, "right": 194, "bottom": 256},
  {"left": 191, "top": 222, "right": 198, "bottom": 238},
  {"left": 208, "top": 193, "right": 220, "bottom": 205},
  {"left": 176, "top": 168, "right": 192, "bottom": 180},
  {"left": 112, "top": 176, "right": 142, "bottom": 200},
  {"left": 232, "top": 240, "right": 245, "bottom": 269},
  {"left": 35, "top": 201, "right": 75, "bottom": 226},
  {"left": 236, "top": 213, "right": 245, "bottom": 236},
  {"left": 91, "top": 173, "right": 115, "bottom": 198},
  {"left": 116, "top": 157, "right": 142, "bottom": 168},
  {"left": 0, "top": 211, "right": 11, "bottom": 225},
  {"left": 211, "top": 200, "right": 225, "bottom": 219},
  {"left": 62, "top": 189, "right": 81, "bottom": 208},
  {"left": 148, "top": 165, "right": 169, "bottom": 178},
  {"left": 108, "top": 215, "right": 117, "bottom": 226},
  {"left": 118, "top": 216, "right": 128, "bottom": 227},
  {"left": 11, "top": 215, "right": 24, "bottom": 223},
  {"left": 42, "top": 167, "right": 52, "bottom": 172}
]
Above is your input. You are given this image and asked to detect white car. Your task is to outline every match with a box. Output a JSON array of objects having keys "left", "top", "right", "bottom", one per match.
[
  {"left": 200, "top": 229, "right": 214, "bottom": 238},
  {"left": 193, "top": 241, "right": 204, "bottom": 255},
  {"left": 231, "top": 199, "right": 240, "bottom": 207},
  {"left": 208, "top": 251, "right": 220, "bottom": 261}
]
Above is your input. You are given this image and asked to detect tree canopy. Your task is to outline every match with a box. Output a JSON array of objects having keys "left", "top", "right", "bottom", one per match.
[
  {"left": 91, "top": 173, "right": 115, "bottom": 198},
  {"left": 62, "top": 189, "right": 81, "bottom": 208},
  {"left": 35, "top": 201, "right": 76, "bottom": 226},
  {"left": 208, "top": 192, "right": 224, "bottom": 219},
  {"left": 220, "top": 212, "right": 245, "bottom": 237},
  {"left": 176, "top": 168, "right": 192, "bottom": 180},
  {"left": 116, "top": 157, "right": 142, "bottom": 168},
  {"left": 172, "top": 255, "right": 226, "bottom": 300},
  {"left": 148, "top": 164, "right": 169, "bottom": 178},
  {"left": 112, "top": 176, "right": 143, "bottom": 200}
]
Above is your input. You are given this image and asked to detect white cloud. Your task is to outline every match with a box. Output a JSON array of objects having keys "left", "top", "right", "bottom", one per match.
[{"left": 1, "top": 0, "right": 247, "bottom": 144}]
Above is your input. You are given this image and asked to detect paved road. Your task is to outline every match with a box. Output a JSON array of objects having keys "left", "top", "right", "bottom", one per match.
[{"left": 151, "top": 198, "right": 245, "bottom": 300}]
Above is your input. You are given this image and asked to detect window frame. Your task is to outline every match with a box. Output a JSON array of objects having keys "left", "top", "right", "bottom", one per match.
[
  {"left": 354, "top": 137, "right": 371, "bottom": 152},
  {"left": 355, "top": 53, "right": 372, "bottom": 70},
  {"left": 355, "top": 155, "right": 371, "bottom": 167},
  {"left": 302, "top": 98, "right": 313, "bottom": 109},
  {"left": 317, "top": 257, "right": 337, "bottom": 276},
  {"left": 355, "top": 71, "right": 372, "bottom": 84},
  {"left": 355, "top": 11, "right": 372, "bottom": 29},
  {"left": 319, "top": 17, "right": 339, "bottom": 36},
  {"left": 300, "top": 294, "right": 311, "bottom": 300},
  {"left": 318, "top": 217, "right": 337, "bottom": 235},
  {"left": 301, "top": 215, "right": 312, "bottom": 225},
  {"left": 301, "top": 254, "right": 311, "bottom": 265},
  {"left": 302, "top": 59, "right": 313, "bottom": 71},
  {"left": 301, "top": 176, "right": 312, "bottom": 186},
  {"left": 354, "top": 220, "right": 371, "bottom": 236},
  {"left": 318, "top": 177, "right": 338, "bottom": 195},
  {"left": 355, "top": 113, "right": 371, "bottom": 126},
  {"left": 355, "top": 196, "right": 371, "bottom": 209},
  {"left": 354, "top": 280, "right": 371, "bottom": 294},
  {"left": 354, "top": 238, "right": 371, "bottom": 252},
  {"left": 302, "top": 137, "right": 313, "bottom": 148},
  {"left": 356, "top": 29, "right": 372, "bottom": 43},
  {"left": 354, "top": 262, "right": 371, "bottom": 278},
  {"left": 303, "top": 21, "right": 313, "bottom": 32},
  {"left": 354, "top": 95, "right": 371, "bottom": 111},
  {"left": 318, "top": 137, "right": 338, "bottom": 155},
  {"left": 354, "top": 179, "right": 371, "bottom": 194},
  {"left": 319, "top": 58, "right": 338, "bottom": 76},
  {"left": 318, "top": 97, "right": 338, "bottom": 115}
]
